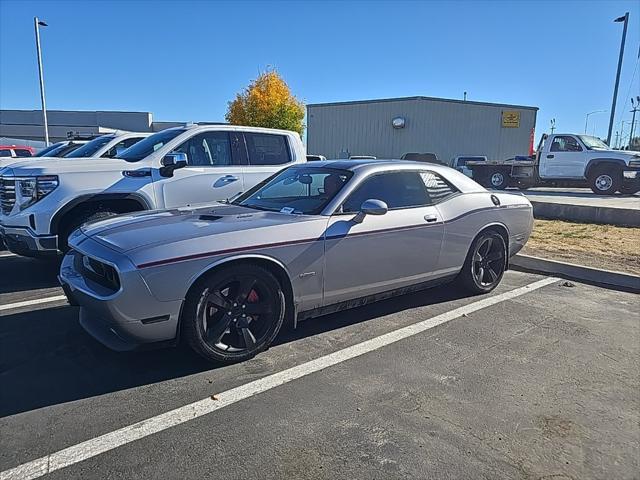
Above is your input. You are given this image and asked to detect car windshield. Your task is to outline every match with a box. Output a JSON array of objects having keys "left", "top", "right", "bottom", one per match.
[
  {"left": 578, "top": 135, "right": 609, "bottom": 150},
  {"left": 232, "top": 166, "right": 352, "bottom": 215},
  {"left": 65, "top": 135, "right": 114, "bottom": 158},
  {"left": 118, "top": 128, "right": 187, "bottom": 162},
  {"left": 36, "top": 142, "right": 64, "bottom": 157}
]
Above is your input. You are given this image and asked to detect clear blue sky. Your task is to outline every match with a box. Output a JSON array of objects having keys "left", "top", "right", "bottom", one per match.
[{"left": 1, "top": 0, "right": 639, "bottom": 144}]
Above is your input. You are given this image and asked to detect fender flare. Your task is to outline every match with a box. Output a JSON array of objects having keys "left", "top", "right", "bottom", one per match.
[
  {"left": 584, "top": 158, "right": 627, "bottom": 178},
  {"left": 50, "top": 192, "right": 152, "bottom": 234}
]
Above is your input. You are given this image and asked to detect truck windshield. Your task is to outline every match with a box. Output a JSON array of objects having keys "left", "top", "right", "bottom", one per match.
[
  {"left": 578, "top": 135, "right": 609, "bottom": 150},
  {"left": 118, "top": 128, "right": 187, "bottom": 162},
  {"left": 232, "top": 166, "right": 353, "bottom": 215},
  {"left": 36, "top": 142, "right": 65, "bottom": 157},
  {"left": 65, "top": 136, "right": 114, "bottom": 158}
]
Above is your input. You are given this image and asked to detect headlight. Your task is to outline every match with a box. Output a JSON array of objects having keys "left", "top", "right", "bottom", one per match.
[
  {"left": 629, "top": 159, "right": 640, "bottom": 168},
  {"left": 16, "top": 175, "right": 59, "bottom": 210}
]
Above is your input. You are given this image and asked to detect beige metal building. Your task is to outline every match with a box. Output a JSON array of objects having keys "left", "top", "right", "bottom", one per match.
[{"left": 307, "top": 96, "right": 538, "bottom": 162}]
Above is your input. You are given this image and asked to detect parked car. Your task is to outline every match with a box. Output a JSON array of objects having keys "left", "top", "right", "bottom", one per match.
[
  {"left": 35, "top": 140, "right": 89, "bottom": 158},
  {"left": 59, "top": 159, "right": 533, "bottom": 364},
  {"left": 0, "top": 145, "right": 35, "bottom": 159},
  {"left": 401, "top": 152, "right": 445, "bottom": 165},
  {"left": 0, "top": 132, "right": 149, "bottom": 170},
  {"left": 0, "top": 125, "right": 306, "bottom": 256},
  {"left": 466, "top": 133, "right": 640, "bottom": 194},
  {"left": 449, "top": 156, "right": 488, "bottom": 177}
]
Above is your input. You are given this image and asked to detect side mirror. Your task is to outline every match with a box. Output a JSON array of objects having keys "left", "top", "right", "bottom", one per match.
[
  {"left": 361, "top": 199, "right": 388, "bottom": 216},
  {"left": 160, "top": 152, "right": 188, "bottom": 177}
]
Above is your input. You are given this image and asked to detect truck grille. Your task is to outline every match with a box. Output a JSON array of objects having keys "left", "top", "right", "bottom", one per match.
[{"left": 0, "top": 177, "right": 16, "bottom": 215}]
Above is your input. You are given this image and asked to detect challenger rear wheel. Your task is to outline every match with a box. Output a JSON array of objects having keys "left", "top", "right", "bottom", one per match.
[
  {"left": 183, "top": 264, "right": 285, "bottom": 364},
  {"left": 457, "top": 231, "right": 507, "bottom": 294}
]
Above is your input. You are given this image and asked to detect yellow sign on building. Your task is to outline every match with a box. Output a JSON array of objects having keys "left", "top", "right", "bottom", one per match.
[{"left": 502, "top": 110, "right": 520, "bottom": 128}]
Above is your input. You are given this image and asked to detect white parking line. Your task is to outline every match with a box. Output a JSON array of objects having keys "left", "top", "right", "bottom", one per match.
[
  {"left": 0, "top": 295, "right": 67, "bottom": 313},
  {"left": 0, "top": 276, "right": 558, "bottom": 480}
]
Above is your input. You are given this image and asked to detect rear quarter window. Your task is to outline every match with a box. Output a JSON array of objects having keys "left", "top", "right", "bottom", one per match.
[
  {"left": 420, "top": 171, "right": 459, "bottom": 203},
  {"left": 245, "top": 133, "right": 291, "bottom": 165}
]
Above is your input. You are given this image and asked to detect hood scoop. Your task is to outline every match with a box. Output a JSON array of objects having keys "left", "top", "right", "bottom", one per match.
[{"left": 198, "top": 214, "right": 223, "bottom": 221}]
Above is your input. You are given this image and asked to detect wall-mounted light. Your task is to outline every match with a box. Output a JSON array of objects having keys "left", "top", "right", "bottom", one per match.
[{"left": 392, "top": 117, "right": 405, "bottom": 129}]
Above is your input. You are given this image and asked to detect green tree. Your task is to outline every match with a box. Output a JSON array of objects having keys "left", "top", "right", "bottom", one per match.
[{"left": 226, "top": 69, "right": 305, "bottom": 136}]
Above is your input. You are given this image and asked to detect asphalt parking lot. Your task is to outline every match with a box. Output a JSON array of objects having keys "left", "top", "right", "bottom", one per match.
[{"left": 1, "top": 251, "right": 638, "bottom": 479}]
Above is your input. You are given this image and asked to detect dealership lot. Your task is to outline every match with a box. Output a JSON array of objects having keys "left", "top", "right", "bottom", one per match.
[{"left": 1, "top": 252, "right": 638, "bottom": 479}]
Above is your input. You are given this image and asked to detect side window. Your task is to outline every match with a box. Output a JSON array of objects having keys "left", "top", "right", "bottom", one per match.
[
  {"left": 0, "top": 150, "right": 12, "bottom": 157},
  {"left": 175, "top": 132, "right": 233, "bottom": 167},
  {"left": 14, "top": 149, "right": 32, "bottom": 157},
  {"left": 342, "top": 171, "right": 429, "bottom": 213},
  {"left": 245, "top": 133, "right": 291, "bottom": 165},
  {"left": 102, "top": 137, "right": 144, "bottom": 158},
  {"left": 420, "top": 171, "right": 458, "bottom": 203},
  {"left": 550, "top": 136, "right": 582, "bottom": 152}
]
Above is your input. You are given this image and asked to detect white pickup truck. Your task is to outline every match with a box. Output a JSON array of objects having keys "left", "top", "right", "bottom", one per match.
[
  {"left": 465, "top": 133, "right": 640, "bottom": 195},
  {"left": 0, "top": 124, "right": 306, "bottom": 257}
]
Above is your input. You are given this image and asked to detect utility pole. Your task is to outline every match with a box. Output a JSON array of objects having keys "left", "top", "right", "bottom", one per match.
[
  {"left": 606, "top": 12, "right": 629, "bottom": 146},
  {"left": 629, "top": 96, "right": 640, "bottom": 148},
  {"left": 34, "top": 17, "right": 49, "bottom": 146},
  {"left": 614, "top": 131, "right": 620, "bottom": 148},
  {"left": 550, "top": 118, "right": 556, "bottom": 134}
]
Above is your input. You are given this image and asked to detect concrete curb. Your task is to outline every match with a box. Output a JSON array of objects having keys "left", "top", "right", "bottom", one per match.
[
  {"left": 530, "top": 201, "right": 640, "bottom": 227},
  {"left": 510, "top": 254, "right": 640, "bottom": 292}
]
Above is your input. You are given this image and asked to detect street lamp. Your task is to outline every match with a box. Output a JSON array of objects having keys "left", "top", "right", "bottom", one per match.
[
  {"left": 585, "top": 110, "right": 607, "bottom": 134},
  {"left": 606, "top": 12, "right": 629, "bottom": 146},
  {"left": 34, "top": 17, "right": 49, "bottom": 146},
  {"left": 629, "top": 96, "right": 640, "bottom": 148}
]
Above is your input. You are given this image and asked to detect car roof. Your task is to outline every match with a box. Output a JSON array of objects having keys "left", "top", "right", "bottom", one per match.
[{"left": 300, "top": 158, "right": 454, "bottom": 174}]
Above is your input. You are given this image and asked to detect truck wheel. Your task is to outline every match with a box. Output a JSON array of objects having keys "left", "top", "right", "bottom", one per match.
[
  {"left": 588, "top": 166, "right": 621, "bottom": 195},
  {"left": 620, "top": 185, "right": 640, "bottom": 195},
  {"left": 488, "top": 170, "right": 509, "bottom": 190},
  {"left": 59, "top": 209, "right": 118, "bottom": 252}
]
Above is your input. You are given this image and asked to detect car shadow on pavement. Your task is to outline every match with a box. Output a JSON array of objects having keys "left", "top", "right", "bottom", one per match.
[
  {"left": 0, "top": 283, "right": 469, "bottom": 418},
  {"left": 0, "top": 255, "right": 61, "bottom": 295}
]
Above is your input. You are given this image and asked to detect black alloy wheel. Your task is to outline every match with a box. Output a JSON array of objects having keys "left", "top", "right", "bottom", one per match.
[
  {"left": 183, "top": 265, "right": 285, "bottom": 363},
  {"left": 457, "top": 231, "right": 507, "bottom": 294}
]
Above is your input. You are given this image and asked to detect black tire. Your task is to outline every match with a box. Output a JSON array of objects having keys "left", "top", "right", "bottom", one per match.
[
  {"left": 620, "top": 185, "right": 640, "bottom": 195},
  {"left": 588, "top": 166, "right": 622, "bottom": 195},
  {"left": 59, "top": 209, "right": 118, "bottom": 252},
  {"left": 487, "top": 169, "right": 509, "bottom": 190},
  {"left": 457, "top": 231, "right": 507, "bottom": 294},
  {"left": 182, "top": 264, "right": 285, "bottom": 364}
]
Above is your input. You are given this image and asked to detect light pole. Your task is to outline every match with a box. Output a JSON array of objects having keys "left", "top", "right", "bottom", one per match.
[
  {"left": 629, "top": 96, "right": 640, "bottom": 148},
  {"left": 585, "top": 110, "right": 607, "bottom": 134},
  {"left": 34, "top": 17, "right": 49, "bottom": 146},
  {"left": 606, "top": 12, "right": 629, "bottom": 146},
  {"left": 550, "top": 118, "right": 556, "bottom": 134}
]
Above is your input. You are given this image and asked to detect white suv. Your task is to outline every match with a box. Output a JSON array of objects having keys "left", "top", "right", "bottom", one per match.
[{"left": 0, "top": 124, "right": 306, "bottom": 257}]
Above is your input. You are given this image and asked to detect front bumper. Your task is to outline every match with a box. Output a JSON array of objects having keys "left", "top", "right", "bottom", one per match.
[
  {"left": 0, "top": 225, "right": 58, "bottom": 256},
  {"left": 59, "top": 247, "right": 183, "bottom": 351}
]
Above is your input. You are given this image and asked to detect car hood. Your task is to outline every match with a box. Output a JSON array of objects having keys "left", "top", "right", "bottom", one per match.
[
  {"left": 1, "top": 157, "right": 139, "bottom": 175},
  {"left": 79, "top": 203, "right": 327, "bottom": 255}
]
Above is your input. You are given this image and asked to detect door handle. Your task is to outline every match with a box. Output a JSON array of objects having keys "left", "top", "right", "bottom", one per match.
[
  {"left": 213, "top": 175, "right": 239, "bottom": 188},
  {"left": 424, "top": 214, "right": 438, "bottom": 223},
  {"left": 547, "top": 154, "right": 554, "bottom": 159}
]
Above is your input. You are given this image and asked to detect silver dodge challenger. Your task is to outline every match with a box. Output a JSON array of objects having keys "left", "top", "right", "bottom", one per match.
[{"left": 59, "top": 160, "right": 533, "bottom": 363}]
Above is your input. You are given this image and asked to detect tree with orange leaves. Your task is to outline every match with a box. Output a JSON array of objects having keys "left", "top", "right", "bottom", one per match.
[{"left": 226, "top": 69, "right": 305, "bottom": 136}]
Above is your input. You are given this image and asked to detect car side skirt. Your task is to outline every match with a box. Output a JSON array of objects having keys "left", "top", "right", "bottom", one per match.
[{"left": 296, "top": 272, "right": 459, "bottom": 323}]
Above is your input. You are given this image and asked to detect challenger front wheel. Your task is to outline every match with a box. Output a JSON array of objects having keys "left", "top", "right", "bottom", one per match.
[{"left": 183, "top": 264, "right": 285, "bottom": 364}]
